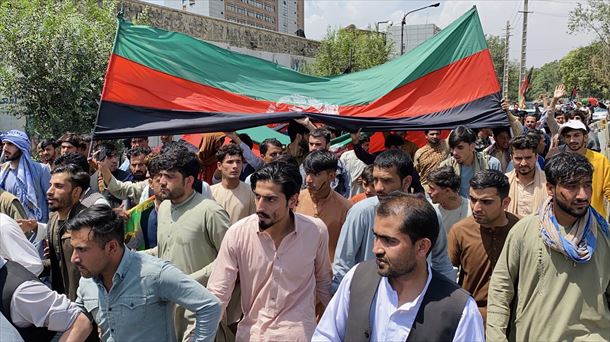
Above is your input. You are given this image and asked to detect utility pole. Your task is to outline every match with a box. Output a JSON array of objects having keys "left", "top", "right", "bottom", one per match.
[
  {"left": 502, "top": 21, "right": 511, "bottom": 99},
  {"left": 518, "top": 0, "right": 532, "bottom": 89}
]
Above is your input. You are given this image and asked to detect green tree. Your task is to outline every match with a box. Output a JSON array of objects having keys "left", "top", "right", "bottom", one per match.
[
  {"left": 567, "top": 0, "right": 610, "bottom": 97},
  {"left": 560, "top": 43, "right": 609, "bottom": 98},
  {"left": 307, "top": 26, "right": 393, "bottom": 77},
  {"left": 0, "top": 0, "right": 117, "bottom": 138},
  {"left": 529, "top": 60, "right": 562, "bottom": 100}
]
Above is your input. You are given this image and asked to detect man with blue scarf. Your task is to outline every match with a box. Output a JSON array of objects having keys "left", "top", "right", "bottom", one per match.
[
  {"left": 487, "top": 152, "right": 610, "bottom": 341},
  {"left": 0, "top": 130, "right": 50, "bottom": 223}
]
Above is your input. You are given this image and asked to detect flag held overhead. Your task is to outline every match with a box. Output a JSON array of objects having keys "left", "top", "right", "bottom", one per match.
[{"left": 94, "top": 6, "right": 506, "bottom": 139}]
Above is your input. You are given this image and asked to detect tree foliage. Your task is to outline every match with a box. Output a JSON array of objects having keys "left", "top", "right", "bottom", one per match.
[
  {"left": 566, "top": 0, "right": 610, "bottom": 98},
  {"left": 529, "top": 60, "right": 562, "bottom": 99},
  {"left": 0, "top": 0, "right": 117, "bottom": 138},
  {"left": 307, "top": 26, "right": 393, "bottom": 77},
  {"left": 560, "top": 43, "right": 609, "bottom": 98}
]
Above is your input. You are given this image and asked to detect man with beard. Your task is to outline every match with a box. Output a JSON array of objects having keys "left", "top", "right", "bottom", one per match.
[
  {"left": 46, "top": 164, "right": 90, "bottom": 300},
  {"left": 126, "top": 147, "right": 150, "bottom": 182},
  {"left": 0, "top": 130, "right": 50, "bottom": 223},
  {"left": 448, "top": 170, "right": 520, "bottom": 322},
  {"left": 487, "top": 153, "right": 610, "bottom": 341},
  {"left": 57, "top": 133, "right": 83, "bottom": 156},
  {"left": 547, "top": 120, "right": 610, "bottom": 218},
  {"left": 145, "top": 148, "right": 231, "bottom": 341},
  {"left": 414, "top": 130, "right": 450, "bottom": 191},
  {"left": 505, "top": 135, "right": 547, "bottom": 216},
  {"left": 296, "top": 150, "right": 352, "bottom": 261},
  {"left": 70, "top": 205, "right": 221, "bottom": 341},
  {"left": 210, "top": 144, "right": 256, "bottom": 225},
  {"left": 119, "top": 136, "right": 150, "bottom": 171},
  {"left": 313, "top": 193, "right": 484, "bottom": 341},
  {"left": 207, "top": 161, "right": 332, "bottom": 341},
  {"left": 332, "top": 150, "right": 454, "bottom": 292},
  {"left": 440, "top": 126, "right": 501, "bottom": 198},
  {"left": 38, "top": 139, "right": 58, "bottom": 170}
]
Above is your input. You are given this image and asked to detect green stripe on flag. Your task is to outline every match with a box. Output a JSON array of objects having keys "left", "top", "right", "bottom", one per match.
[{"left": 113, "top": 7, "right": 486, "bottom": 106}]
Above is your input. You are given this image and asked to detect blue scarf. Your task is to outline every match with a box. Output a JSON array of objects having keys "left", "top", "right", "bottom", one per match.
[
  {"left": 0, "top": 130, "right": 43, "bottom": 221},
  {"left": 539, "top": 197, "right": 609, "bottom": 263}
]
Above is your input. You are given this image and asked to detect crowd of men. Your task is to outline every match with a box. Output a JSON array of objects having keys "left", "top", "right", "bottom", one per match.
[{"left": 0, "top": 87, "right": 609, "bottom": 342}]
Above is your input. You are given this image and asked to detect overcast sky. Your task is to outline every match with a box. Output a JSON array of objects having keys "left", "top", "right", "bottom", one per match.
[{"left": 304, "top": 0, "right": 596, "bottom": 67}]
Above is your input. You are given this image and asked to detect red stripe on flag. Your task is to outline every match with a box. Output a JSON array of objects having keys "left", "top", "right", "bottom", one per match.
[{"left": 103, "top": 51, "right": 499, "bottom": 117}]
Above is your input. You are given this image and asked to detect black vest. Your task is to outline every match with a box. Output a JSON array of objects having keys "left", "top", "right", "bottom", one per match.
[
  {"left": 0, "top": 260, "right": 57, "bottom": 342},
  {"left": 344, "top": 260, "right": 469, "bottom": 342}
]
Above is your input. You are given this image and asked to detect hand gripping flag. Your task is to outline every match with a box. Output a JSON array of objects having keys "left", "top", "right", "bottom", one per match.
[
  {"left": 124, "top": 196, "right": 155, "bottom": 251},
  {"left": 94, "top": 6, "right": 506, "bottom": 139}
]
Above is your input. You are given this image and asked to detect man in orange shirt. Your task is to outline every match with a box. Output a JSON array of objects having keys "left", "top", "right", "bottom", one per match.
[{"left": 296, "top": 150, "right": 352, "bottom": 261}]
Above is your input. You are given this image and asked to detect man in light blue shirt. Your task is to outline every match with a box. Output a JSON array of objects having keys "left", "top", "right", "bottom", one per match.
[
  {"left": 69, "top": 205, "right": 221, "bottom": 342},
  {"left": 332, "top": 150, "right": 455, "bottom": 293}
]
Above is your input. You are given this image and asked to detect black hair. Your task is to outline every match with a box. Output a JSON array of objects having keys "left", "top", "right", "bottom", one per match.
[
  {"left": 273, "top": 153, "right": 299, "bottom": 167},
  {"left": 384, "top": 134, "right": 405, "bottom": 148},
  {"left": 127, "top": 146, "right": 151, "bottom": 160},
  {"left": 309, "top": 128, "right": 332, "bottom": 145},
  {"left": 427, "top": 166, "right": 460, "bottom": 193},
  {"left": 58, "top": 132, "right": 83, "bottom": 148},
  {"left": 65, "top": 204, "right": 124, "bottom": 247},
  {"left": 373, "top": 149, "right": 414, "bottom": 181},
  {"left": 146, "top": 153, "right": 162, "bottom": 178},
  {"left": 545, "top": 152, "right": 593, "bottom": 186},
  {"left": 260, "top": 138, "right": 284, "bottom": 156},
  {"left": 93, "top": 142, "right": 117, "bottom": 156},
  {"left": 469, "top": 170, "right": 510, "bottom": 199},
  {"left": 510, "top": 134, "right": 538, "bottom": 153},
  {"left": 160, "top": 140, "right": 194, "bottom": 155},
  {"left": 51, "top": 163, "right": 90, "bottom": 193},
  {"left": 155, "top": 148, "right": 201, "bottom": 179},
  {"left": 492, "top": 127, "right": 511, "bottom": 138},
  {"left": 250, "top": 161, "right": 302, "bottom": 200},
  {"left": 53, "top": 152, "right": 89, "bottom": 173},
  {"left": 215, "top": 143, "right": 243, "bottom": 163},
  {"left": 238, "top": 133, "right": 254, "bottom": 149},
  {"left": 424, "top": 129, "right": 441, "bottom": 135},
  {"left": 376, "top": 192, "right": 438, "bottom": 255},
  {"left": 525, "top": 131, "right": 543, "bottom": 145},
  {"left": 569, "top": 110, "right": 587, "bottom": 122},
  {"left": 303, "top": 150, "right": 338, "bottom": 174},
  {"left": 40, "top": 139, "right": 58, "bottom": 149},
  {"left": 287, "top": 120, "right": 310, "bottom": 141},
  {"left": 525, "top": 113, "right": 538, "bottom": 120},
  {"left": 554, "top": 110, "right": 566, "bottom": 119},
  {"left": 448, "top": 126, "right": 477, "bottom": 148},
  {"left": 360, "top": 164, "right": 374, "bottom": 184}
]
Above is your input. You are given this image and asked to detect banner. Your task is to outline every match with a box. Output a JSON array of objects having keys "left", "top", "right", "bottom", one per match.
[{"left": 94, "top": 6, "right": 506, "bottom": 139}]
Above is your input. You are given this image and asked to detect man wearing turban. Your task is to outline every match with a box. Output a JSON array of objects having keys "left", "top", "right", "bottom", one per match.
[{"left": 0, "top": 130, "right": 50, "bottom": 223}]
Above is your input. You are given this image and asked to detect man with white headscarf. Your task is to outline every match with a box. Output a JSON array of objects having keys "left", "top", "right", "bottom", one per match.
[{"left": 0, "top": 130, "right": 50, "bottom": 223}]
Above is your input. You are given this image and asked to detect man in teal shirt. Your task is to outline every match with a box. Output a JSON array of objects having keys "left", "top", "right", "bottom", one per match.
[{"left": 70, "top": 205, "right": 222, "bottom": 342}]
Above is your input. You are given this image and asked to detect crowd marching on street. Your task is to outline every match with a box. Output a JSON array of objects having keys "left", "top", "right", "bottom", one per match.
[{"left": 1, "top": 86, "right": 609, "bottom": 342}]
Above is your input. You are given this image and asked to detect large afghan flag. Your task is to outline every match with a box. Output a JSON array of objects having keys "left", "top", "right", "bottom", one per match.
[{"left": 94, "top": 6, "right": 506, "bottom": 139}]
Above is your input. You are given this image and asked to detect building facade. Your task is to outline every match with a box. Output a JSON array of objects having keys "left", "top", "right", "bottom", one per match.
[
  {"left": 386, "top": 23, "right": 441, "bottom": 58},
  {"left": 143, "top": 0, "right": 304, "bottom": 36}
]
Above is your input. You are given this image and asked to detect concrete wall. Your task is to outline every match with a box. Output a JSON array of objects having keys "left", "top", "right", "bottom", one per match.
[{"left": 121, "top": 0, "right": 319, "bottom": 59}]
